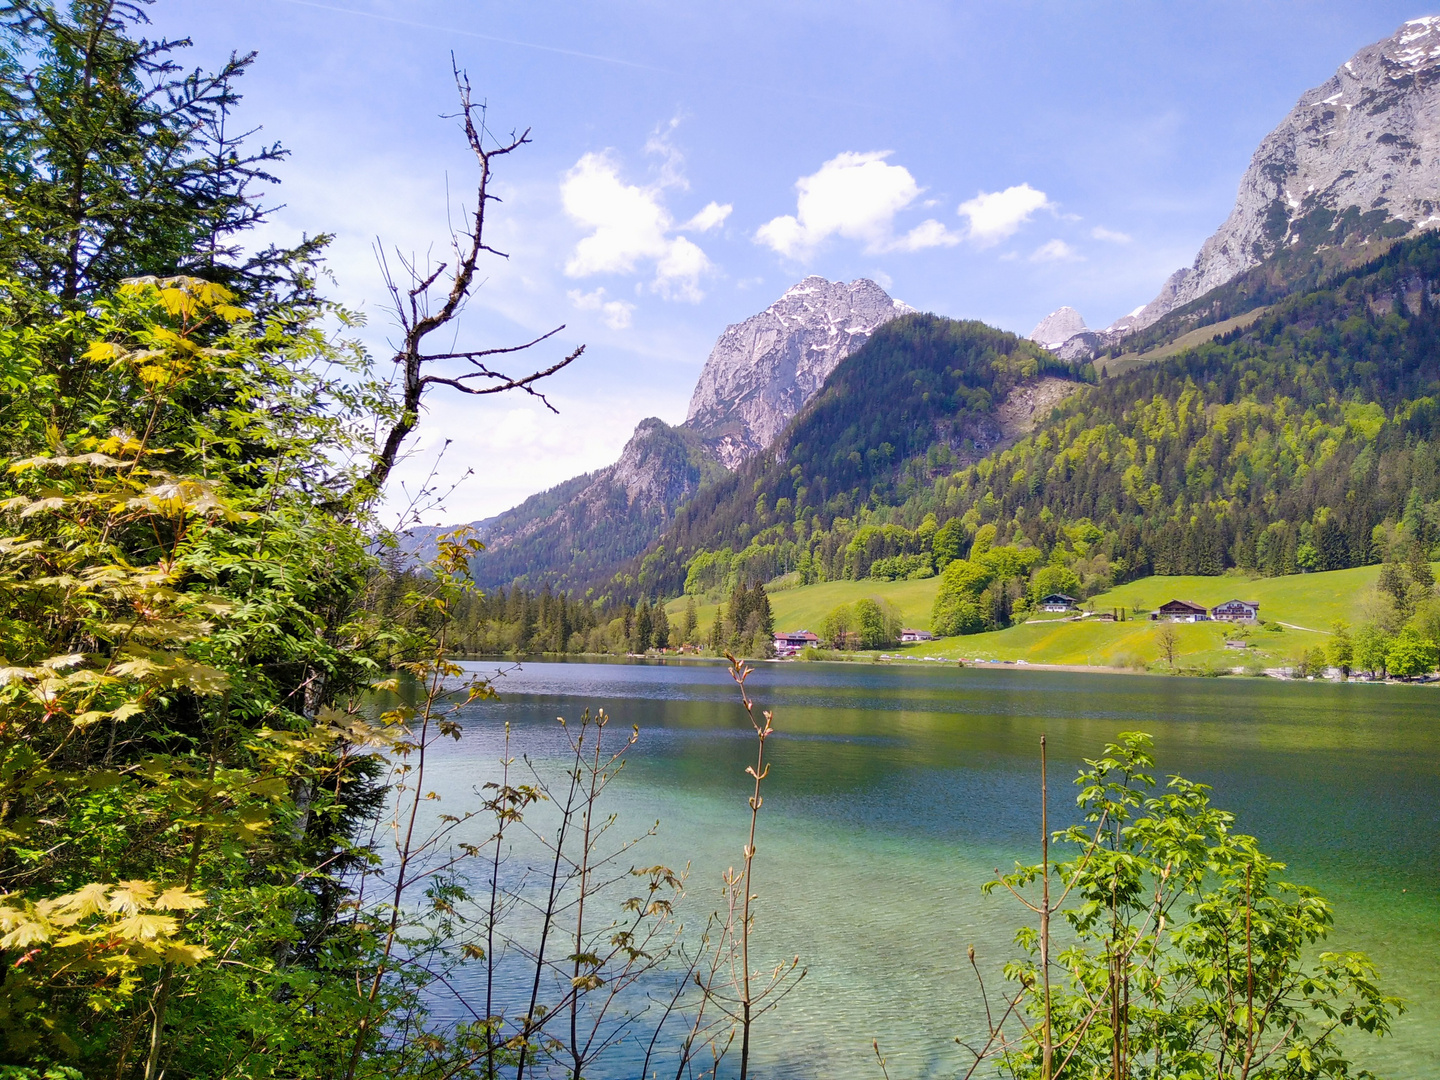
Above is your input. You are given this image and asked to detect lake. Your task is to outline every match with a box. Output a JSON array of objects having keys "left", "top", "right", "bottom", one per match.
[{"left": 420, "top": 659, "right": 1439, "bottom": 1078}]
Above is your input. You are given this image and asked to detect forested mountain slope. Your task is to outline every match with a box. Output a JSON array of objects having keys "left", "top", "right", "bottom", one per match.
[
  {"left": 464, "top": 418, "right": 727, "bottom": 591},
  {"left": 621, "top": 314, "right": 1092, "bottom": 597},
  {"left": 626, "top": 232, "right": 1440, "bottom": 604}
]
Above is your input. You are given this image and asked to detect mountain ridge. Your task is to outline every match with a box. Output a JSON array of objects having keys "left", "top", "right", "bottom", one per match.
[{"left": 406, "top": 276, "right": 909, "bottom": 588}]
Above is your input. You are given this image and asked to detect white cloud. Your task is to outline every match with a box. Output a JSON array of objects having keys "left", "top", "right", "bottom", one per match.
[
  {"left": 756, "top": 151, "right": 959, "bottom": 259},
  {"left": 567, "top": 287, "right": 636, "bottom": 329},
  {"left": 561, "top": 150, "right": 715, "bottom": 301},
  {"left": 683, "top": 201, "right": 732, "bottom": 232},
  {"left": 1031, "top": 239, "right": 1083, "bottom": 262},
  {"left": 894, "top": 218, "right": 961, "bottom": 253},
  {"left": 654, "top": 237, "right": 710, "bottom": 301},
  {"left": 958, "top": 183, "right": 1053, "bottom": 245},
  {"left": 1091, "top": 225, "right": 1133, "bottom": 243}
]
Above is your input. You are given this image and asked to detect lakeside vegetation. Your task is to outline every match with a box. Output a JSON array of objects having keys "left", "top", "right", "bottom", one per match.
[
  {"left": 650, "top": 563, "right": 1437, "bottom": 674},
  {"left": 0, "top": 5, "right": 1419, "bottom": 1079}
]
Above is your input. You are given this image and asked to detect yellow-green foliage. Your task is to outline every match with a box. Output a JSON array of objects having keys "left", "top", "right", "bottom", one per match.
[
  {"left": 1087, "top": 567, "right": 1400, "bottom": 631},
  {"left": 669, "top": 576, "right": 940, "bottom": 637},
  {"left": 689, "top": 564, "right": 1430, "bottom": 669}
]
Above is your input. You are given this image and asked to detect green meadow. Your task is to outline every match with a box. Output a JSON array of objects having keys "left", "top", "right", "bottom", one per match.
[{"left": 667, "top": 563, "right": 1435, "bottom": 670}]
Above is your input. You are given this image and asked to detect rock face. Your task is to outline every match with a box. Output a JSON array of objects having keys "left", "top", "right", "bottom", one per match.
[
  {"left": 685, "top": 277, "right": 912, "bottom": 468},
  {"left": 408, "top": 277, "right": 911, "bottom": 588},
  {"left": 1027, "top": 306, "right": 1128, "bottom": 361},
  {"left": 1133, "top": 16, "right": 1440, "bottom": 330},
  {"left": 441, "top": 419, "right": 725, "bottom": 590},
  {"left": 1028, "top": 306, "right": 1088, "bottom": 348}
]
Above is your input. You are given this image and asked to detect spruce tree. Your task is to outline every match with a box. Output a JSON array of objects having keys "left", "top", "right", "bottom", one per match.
[
  {"left": 683, "top": 594, "right": 698, "bottom": 643},
  {"left": 0, "top": 1, "right": 322, "bottom": 316},
  {"left": 632, "top": 600, "right": 653, "bottom": 653},
  {"left": 752, "top": 581, "right": 774, "bottom": 636}
]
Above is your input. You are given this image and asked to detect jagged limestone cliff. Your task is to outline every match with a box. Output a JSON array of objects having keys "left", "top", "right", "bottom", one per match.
[
  {"left": 1132, "top": 16, "right": 1440, "bottom": 329},
  {"left": 413, "top": 277, "right": 910, "bottom": 588},
  {"left": 685, "top": 277, "right": 912, "bottom": 468}
]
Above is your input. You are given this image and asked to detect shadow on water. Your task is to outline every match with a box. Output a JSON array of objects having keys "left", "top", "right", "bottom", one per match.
[{"left": 421, "top": 659, "right": 1439, "bottom": 1079}]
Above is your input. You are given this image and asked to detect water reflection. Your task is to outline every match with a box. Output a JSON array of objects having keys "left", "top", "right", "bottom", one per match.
[{"left": 419, "top": 660, "right": 1438, "bottom": 1079}]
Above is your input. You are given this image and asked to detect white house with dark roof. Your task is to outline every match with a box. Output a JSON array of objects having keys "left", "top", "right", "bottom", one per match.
[{"left": 1212, "top": 599, "right": 1260, "bottom": 622}]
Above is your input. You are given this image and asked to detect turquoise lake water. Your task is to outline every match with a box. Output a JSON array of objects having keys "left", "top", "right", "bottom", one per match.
[{"left": 420, "top": 659, "right": 1439, "bottom": 1078}]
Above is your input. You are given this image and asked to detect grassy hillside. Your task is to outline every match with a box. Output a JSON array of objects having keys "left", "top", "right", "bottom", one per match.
[
  {"left": 667, "top": 563, "right": 1434, "bottom": 670},
  {"left": 666, "top": 576, "right": 940, "bottom": 635},
  {"left": 1086, "top": 567, "right": 1389, "bottom": 632},
  {"left": 903, "top": 615, "right": 1254, "bottom": 670}
]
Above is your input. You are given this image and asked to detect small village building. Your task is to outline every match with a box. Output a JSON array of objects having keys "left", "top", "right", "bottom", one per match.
[
  {"left": 900, "top": 628, "right": 934, "bottom": 643},
  {"left": 1095, "top": 611, "right": 1117, "bottom": 622},
  {"left": 1211, "top": 599, "right": 1260, "bottom": 622},
  {"left": 773, "top": 630, "right": 819, "bottom": 657},
  {"left": 1155, "top": 599, "right": 1209, "bottom": 622},
  {"left": 1225, "top": 640, "right": 1250, "bottom": 650},
  {"left": 1038, "top": 593, "right": 1078, "bottom": 613}
]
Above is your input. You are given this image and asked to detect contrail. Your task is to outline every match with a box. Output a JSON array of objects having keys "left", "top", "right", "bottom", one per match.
[{"left": 269, "top": 0, "right": 675, "bottom": 74}]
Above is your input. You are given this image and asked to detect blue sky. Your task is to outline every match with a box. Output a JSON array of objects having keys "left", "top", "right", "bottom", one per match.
[{"left": 149, "top": 1, "right": 1425, "bottom": 523}]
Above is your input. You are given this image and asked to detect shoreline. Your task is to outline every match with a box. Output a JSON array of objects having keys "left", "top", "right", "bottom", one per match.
[{"left": 449, "top": 651, "right": 1438, "bottom": 685}]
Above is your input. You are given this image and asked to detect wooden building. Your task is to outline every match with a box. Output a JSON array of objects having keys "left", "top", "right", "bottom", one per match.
[{"left": 1154, "top": 599, "right": 1209, "bottom": 622}]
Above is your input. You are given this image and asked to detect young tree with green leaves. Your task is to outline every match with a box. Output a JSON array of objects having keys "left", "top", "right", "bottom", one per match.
[{"left": 981, "top": 733, "right": 1402, "bottom": 1080}]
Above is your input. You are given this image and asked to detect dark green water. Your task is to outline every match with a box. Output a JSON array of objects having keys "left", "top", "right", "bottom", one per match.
[{"left": 431, "top": 659, "right": 1439, "bottom": 1078}]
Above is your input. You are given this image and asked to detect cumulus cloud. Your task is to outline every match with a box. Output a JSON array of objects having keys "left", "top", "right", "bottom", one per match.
[
  {"left": 957, "top": 183, "right": 1053, "bottom": 245},
  {"left": 567, "top": 287, "right": 636, "bottom": 329},
  {"left": 1030, "top": 239, "right": 1083, "bottom": 262},
  {"left": 561, "top": 151, "right": 715, "bottom": 301},
  {"left": 1091, "top": 225, "right": 1132, "bottom": 243},
  {"left": 756, "top": 151, "right": 960, "bottom": 259},
  {"left": 683, "top": 201, "right": 732, "bottom": 232}
]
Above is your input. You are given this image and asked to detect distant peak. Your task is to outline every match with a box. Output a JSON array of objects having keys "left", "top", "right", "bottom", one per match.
[{"left": 1028, "top": 306, "right": 1087, "bottom": 349}]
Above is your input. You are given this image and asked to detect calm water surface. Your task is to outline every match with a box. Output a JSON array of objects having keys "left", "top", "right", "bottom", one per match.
[{"left": 425, "top": 659, "right": 1439, "bottom": 1078}]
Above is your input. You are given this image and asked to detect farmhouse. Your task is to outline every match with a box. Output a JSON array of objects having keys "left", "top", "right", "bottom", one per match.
[
  {"left": 1212, "top": 599, "right": 1260, "bottom": 622},
  {"left": 1038, "top": 593, "right": 1078, "bottom": 613},
  {"left": 900, "top": 628, "right": 934, "bottom": 643},
  {"left": 1154, "top": 599, "right": 1209, "bottom": 622},
  {"left": 773, "top": 630, "right": 819, "bottom": 657}
]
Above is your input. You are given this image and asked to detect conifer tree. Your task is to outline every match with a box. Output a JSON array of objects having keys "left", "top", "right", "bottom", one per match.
[{"left": 683, "top": 594, "right": 699, "bottom": 643}]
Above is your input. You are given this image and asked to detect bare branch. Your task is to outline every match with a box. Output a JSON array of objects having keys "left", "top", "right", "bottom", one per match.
[{"left": 353, "top": 61, "right": 582, "bottom": 505}]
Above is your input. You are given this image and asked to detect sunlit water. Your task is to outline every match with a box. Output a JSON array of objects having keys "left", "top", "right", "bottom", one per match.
[{"left": 414, "top": 659, "right": 1439, "bottom": 1079}]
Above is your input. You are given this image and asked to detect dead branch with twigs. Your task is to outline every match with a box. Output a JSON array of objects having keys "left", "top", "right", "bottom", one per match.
[{"left": 357, "top": 60, "right": 584, "bottom": 505}]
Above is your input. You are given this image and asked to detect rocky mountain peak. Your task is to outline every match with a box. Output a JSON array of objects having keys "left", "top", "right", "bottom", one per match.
[
  {"left": 1027, "top": 306, "right": 1088, "bottom": 349},
  {"left": 1129, "top": 16, "right": 1440, "bottom": 330},
  {"left": 684, "top": 277, "right": 912, "bottom": 469}
]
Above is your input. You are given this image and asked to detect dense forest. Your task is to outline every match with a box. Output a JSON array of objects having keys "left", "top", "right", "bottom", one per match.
[
  {"left": 619, "top": 236, "right": 1440, "bottom": 633},
  {"left": 621, "top": 314, "right": 1090, "bottom": 596},
  {"left": 370, "top": 570, "right": 772, "bottom": 656}
]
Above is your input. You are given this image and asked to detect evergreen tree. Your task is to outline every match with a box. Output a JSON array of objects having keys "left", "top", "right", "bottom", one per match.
[
  {"left": 726, "top": 579, "right": 754, "bottom": 647},
  {"left": 632, "top": 600, "right": 653, "bottom": 653},
  {"left": 683, "top": 594, "right": 698, "bottom": 643},
  {"left": 652, "top": 600, "right": 670, "bottom": 649},
  {"left": 0, "top": 1, "right": 321, "bottom": 315},
  {"left": 751, "top": 581, "right": 774, "bottom": 637}
]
